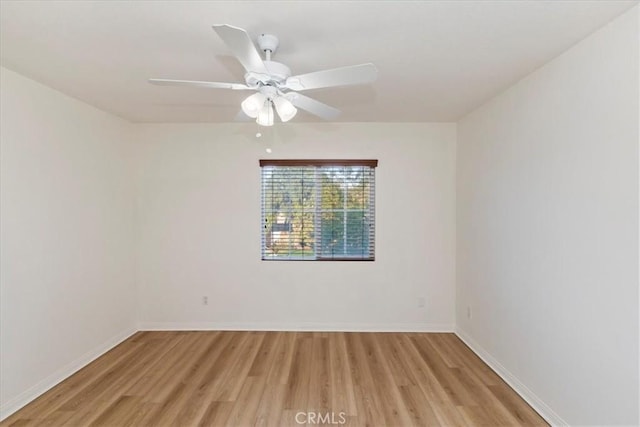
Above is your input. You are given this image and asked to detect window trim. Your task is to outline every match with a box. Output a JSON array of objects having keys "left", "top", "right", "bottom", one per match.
[
  {"left": 259, "top": 159, "right": 378, "bottom": 168},
  {"left": 260, "top": 159, "right": 377, "bottom": 262}
]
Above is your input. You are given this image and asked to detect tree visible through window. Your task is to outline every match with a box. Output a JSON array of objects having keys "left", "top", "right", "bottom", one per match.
[{"left": 260, "top": 160, "right": 377, "bottom": 261}]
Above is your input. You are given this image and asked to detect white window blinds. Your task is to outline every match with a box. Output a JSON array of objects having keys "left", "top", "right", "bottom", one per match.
[{"left": 260, "top": 160, "right": 377, "bottom": 261}]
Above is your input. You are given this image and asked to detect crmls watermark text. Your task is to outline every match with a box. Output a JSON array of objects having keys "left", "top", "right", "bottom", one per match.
[{"left": 295, "top": 411, "right": 347, "bottom": 425}]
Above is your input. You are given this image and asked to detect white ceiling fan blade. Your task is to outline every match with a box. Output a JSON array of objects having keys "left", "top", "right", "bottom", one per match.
[
  {"left": 148, "top": 79, "right": 251, "bottom": 90},
  {"left": 285, "top": 93, "right": 340, "bottom": 120},
  {"left": 284, "top": 63, "right": 377, "bottom": 91},
  {"left": 212, "top": 24, "right": 269, "bottom": 75}
]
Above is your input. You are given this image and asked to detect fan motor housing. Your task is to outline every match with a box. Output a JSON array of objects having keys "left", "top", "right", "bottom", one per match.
[{"left": 245, "top": 60, "right": 291, "bottom": 87}]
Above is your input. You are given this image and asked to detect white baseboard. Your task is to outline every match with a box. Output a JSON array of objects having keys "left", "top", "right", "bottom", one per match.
[
  {"left": 138, "top": 321, "right": 455, "bottom": 333},
  {"left": 0, "top": 326, "right": 137, "bottom": 422},
  {"left": 454, "top": 327, "right": 568, "bottom": 427}
]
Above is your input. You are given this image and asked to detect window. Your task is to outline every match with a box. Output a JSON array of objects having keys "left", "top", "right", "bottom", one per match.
[{"left": 261, "top": 159, "right": 377, "bottom": 261}]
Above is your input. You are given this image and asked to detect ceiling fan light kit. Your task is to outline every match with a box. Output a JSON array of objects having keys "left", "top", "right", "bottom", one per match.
[
  {"left": 256, "top": 101, "right": 275, "bottom": 127},
  {"left": 273, "top": 96, "right": 297, "bottom": 122},
  {"left": 240, "top": 92, "right": 265, "bottom": 118},
  {"left": 149, "top": 24, "right": 377, "bottom": 126}
]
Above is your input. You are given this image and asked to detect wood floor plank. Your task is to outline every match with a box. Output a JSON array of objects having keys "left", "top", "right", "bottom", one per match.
[
  {"left": 450, "top": 366, "right": 522, "bottom": 426},
  {"left": 398, "top": 384, "right": 441, "bottom": 426},
  {"left": 279, "top": 410, "right": 303, "bottom": 427},
  {"left": 328, "top": 332, "right": 358, "bottom": 416},
  {"left": 88, "top": 395, "right": 143, "bottom": 427},
  {"left": 360, "top": 332, "right": 414, "bottom": 426},
  {"left": 344, "top": 333, "right": 386, "bottom": 426},
  {"left": 437, "top": 334, "right": 502, "bottom": 386},
  {"left": 254, "top": 383, "right": 287, "bottom": 427},
  {"left": 222, "top": 376, "right": 266, "bottom": 427},
  {"left": 169, "top": 332, "right": 240, "bottom": 425},
  {"left": 131, "top": 332, "right": 204, "bottom": 403},
  {"left": 55, "top": 336, "right": 182, "bottom": 426},
  {"left": 196, "top": 401, "right": 233, "bottom": 427},
  {"left": 371, "top": 334, "right": 469, "bottom": 426},
  {"left": 212, "top": 332, "right": 265, "bottom": 402},
  {"left": 125, "top": 332, "right": 220, "bottom": 426},
  {"left": 267, "top": 331, "right": 297, "bottom": 385},
  {"left": 377, "top": 333, "right": 415, "bottom": 387},
  {"left": 248, "top": 331, "right": 281, "bottom": 377},
  {"left": 283, "top": 335, "right": 312, "bottom": 410},
  {"left": 1, "top": 332, "right": 549, "bottom": 427},
  {"left": 488, "top": 383, "right": 550, "bottom": 426},
  {"left": 307, "top": 335, "right": 330, "bottom": 412},
  {"left": 252, "top": 333, "right": 291, "bottom": 427},
  {"left": 426, "top": 334, "right": 525, "bottom": 426},
  {"left": 396, "top": 334, "right": 459, "bottom": 404},
  {"left": 410, "top": 334, "right": 478, "bottom": 407},
  {"left": 10, "top": 339, "right": 142, "bottom": 422}
]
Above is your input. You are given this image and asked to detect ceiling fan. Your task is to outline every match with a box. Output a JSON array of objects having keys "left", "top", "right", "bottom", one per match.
[{"left": 149, "top": 25, "right": 378, "bottom": 126}]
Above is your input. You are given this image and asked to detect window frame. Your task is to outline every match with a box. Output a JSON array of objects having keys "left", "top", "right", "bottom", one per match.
[{"left": 260, "top": 159, "right": 378, "bottom": 262}]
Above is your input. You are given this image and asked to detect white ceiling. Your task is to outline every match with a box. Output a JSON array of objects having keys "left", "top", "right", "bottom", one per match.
[{"left": 1, "top": 0, "right": 636, "bottom": 123}]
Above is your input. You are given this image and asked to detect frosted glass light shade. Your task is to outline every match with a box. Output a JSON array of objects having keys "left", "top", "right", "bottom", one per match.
[
  {"left": 256, "top": 101, "right": 274, "bottom": 126},
  {"left": 241, "top": 93, "right": 266, "bottom": 118},
  {"left": 273, "top": 96, "right": 297, "bottom": 122}
]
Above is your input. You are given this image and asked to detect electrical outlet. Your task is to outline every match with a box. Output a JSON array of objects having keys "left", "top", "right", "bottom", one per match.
[
  {"left": 417, "top": 297, "right": 426, "bottom": 308},
  {"left": 466, "top": 306, "right": 472, "bottom": 319},
  {"left": 202, "top": 296, "right": 208, "bottom": 305}
]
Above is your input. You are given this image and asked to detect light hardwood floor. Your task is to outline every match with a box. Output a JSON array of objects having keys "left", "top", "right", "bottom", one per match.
[{"left": 1, "top": 331, "right": 547, "bottom": 426}]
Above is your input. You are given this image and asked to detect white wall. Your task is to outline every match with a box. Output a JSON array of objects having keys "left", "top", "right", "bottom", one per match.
[
  {"left": 2, "top": 5, "right": 637, "bottom": 424},
  {"left": 135, "top": 122, "right": 456, "bottom": 331},
  {"left": 457, "top": 6, "right": 639, "bottom": 426},
  {"left": 0, "top": 67, "right": 137, "bottom": 418}
]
